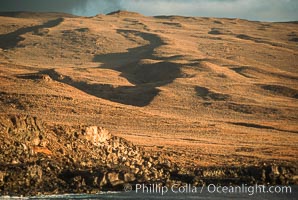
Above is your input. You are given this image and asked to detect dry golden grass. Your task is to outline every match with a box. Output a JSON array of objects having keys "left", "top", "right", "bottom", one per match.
[{"left": 0, "top": 11, "right": 297, "bottom": 168}]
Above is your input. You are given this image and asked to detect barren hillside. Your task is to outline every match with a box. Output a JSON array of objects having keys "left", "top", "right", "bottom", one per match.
[{"left": 1, "top": 11, "right": 297, "bottom": 168}]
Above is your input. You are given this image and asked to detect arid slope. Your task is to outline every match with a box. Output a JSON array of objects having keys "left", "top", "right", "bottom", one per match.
[{"left": 0, "top": 11, "right": 297, "bottom": 168}]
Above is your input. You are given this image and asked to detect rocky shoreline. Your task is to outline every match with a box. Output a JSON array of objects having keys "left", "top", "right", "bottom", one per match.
[{"left": 0, "top": 115, "right": 297, "bottom": 196}]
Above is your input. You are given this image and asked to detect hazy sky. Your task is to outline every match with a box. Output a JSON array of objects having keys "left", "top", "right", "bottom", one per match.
[{"left": 0, "top": 0, "right": 297, "bottom": 22}]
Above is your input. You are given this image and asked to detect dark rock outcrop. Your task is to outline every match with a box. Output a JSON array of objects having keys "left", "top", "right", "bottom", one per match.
[
  {"left": 0, "top": 115, "right": 296, "bottom": 196},
  {"left": 0, "top": 115, "right": 173, "bottom": 195}
]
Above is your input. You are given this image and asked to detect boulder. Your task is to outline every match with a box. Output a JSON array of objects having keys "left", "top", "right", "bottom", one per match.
[
  {"left": 124, "top": 173, "right": 136, "bottom": 182},
  {"left": 83, "top": 126, "right": 111, "bottom": 145},
  {"left": 27, "top": 165, "right": 43, "bottom": 183},
  {"left": 0, "top": 171, "right": 5, "bottom": 185},
  {"left": 107, "top": 172, "right": 124, "bottom": 186},
  {"left": 31, "top": 136, "right": 41, "bottom": 146}
]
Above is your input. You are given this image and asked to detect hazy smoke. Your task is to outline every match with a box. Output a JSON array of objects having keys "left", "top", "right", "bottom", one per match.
[
  {"left": 0, "top": 0, "right": 297, "bottom": 21},
  {"left": 0, "top": 0, "right": 122, "bottom": 15},
  {"left": 0, "top": 0, "right": 87, "bottom": 13},
  {"left": 77, "top": 0, "right": 122, "bottom": 16}
]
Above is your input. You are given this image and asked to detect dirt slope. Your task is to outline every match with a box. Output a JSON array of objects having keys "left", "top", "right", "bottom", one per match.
[{"left": 0, "top": 11, "right": 297, "bottom": 169}]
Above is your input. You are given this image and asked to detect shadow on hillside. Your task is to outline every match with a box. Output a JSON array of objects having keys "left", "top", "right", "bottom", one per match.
[
  {"left": 22, "top": 69, "right": 161, "bottom": 107},
  {"left": 93, "top": 29, "right": 163, "bottom": 68},
  {"left": 229, "top": 122, "right": 298, "bottom": 134},
  {"left": 17, "top": 29, "right": 183, "bottom": 106},
  {"left": 52, "top": 29, "right": 180, "bottom": 107},
  {"left": 91, "top": 29, "right": 183, "bottom": 106},
  {"left": 0, "top": 18, "right": 63, "bottom": 49}
]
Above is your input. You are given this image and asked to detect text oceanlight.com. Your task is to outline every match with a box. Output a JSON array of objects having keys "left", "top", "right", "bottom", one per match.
[{"left": 130, "top": 184, "right": 292, "bottom": 196}]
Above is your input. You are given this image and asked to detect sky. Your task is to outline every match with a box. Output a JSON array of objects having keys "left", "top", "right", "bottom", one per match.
[{"left": 0, "top": 0, "right": 297, "bottom": 22}]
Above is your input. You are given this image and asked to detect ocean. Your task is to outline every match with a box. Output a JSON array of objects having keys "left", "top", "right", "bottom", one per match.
[{"left": 1, "top": 186, "right": 297, "bottom": 200}]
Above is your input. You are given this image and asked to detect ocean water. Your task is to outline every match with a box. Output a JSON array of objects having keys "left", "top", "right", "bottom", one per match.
[{"left": 1, "top": 186, "right": 297, "bottom": 200}]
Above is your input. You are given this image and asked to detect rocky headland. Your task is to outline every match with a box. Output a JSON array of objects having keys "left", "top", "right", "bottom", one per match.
[{"left": 0, "top": 115, "right": 297, "bottom": 196}]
